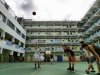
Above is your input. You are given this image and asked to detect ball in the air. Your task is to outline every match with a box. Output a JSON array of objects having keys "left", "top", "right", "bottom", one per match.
[{"left": 32, "top": 12, "right": 36, "bottom": 15}]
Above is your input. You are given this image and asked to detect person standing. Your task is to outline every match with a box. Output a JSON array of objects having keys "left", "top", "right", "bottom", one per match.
[
  {"left": 34, "top": 43, "right": 41, "bottom": 68},
  {"left": 40, "top": 52, "right": 45, "bottom": 64},
  {"left": 50, "top": 52, "right": 54, "bottom": 64}
]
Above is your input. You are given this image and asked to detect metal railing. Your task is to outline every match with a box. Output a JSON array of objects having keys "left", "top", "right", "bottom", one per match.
[{"left": 81, "top": 6, "right": 100, "bottom": 28}]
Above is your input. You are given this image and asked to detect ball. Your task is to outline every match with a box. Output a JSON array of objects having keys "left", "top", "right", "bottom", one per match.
[{"left": 32, "top": 11, "right": 36, "bottom": 15}]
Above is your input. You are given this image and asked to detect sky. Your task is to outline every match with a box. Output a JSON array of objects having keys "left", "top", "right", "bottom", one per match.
[{"left": 4, "top": 0, "right": 96, "bottom": 21}]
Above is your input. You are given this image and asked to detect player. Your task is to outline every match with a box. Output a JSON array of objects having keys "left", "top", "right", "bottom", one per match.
[
  {"left": 62, "top": 45, "right": 75, "bottom": 71},
  {"left": 40, "top": 52, "right": 44, "bottom": 64},
  {"left": 34, "top": 43, "right": 41, "bottom": 68},
  {"left": 80, "top": 41, "right": 95, "bottom": 73},
  {"left": 80, "top": 41, "right": 100, "bottom": 75},
  {"left": 50, "top": 52, "right": 54, "bottom": 64}
]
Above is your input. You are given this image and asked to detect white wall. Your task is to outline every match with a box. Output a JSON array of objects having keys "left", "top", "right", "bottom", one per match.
[
  {"left": 0, "top": 21, "right": 25, "bottom": 43},
  {"left": 0, "top": 2, "right": 26, "bottom": 43},
  {"left": 0, "top": 2, "right": 26, "bottom": 35}
]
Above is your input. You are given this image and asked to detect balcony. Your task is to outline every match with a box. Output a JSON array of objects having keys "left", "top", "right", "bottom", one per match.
[
  {"left": 0, "top": 39, "right": 25, "bottom": 53},
  {"left": 83, "top": 18, "right": 100, "bottom": 35},
  {"left": 84, "top": 31, "right": 100, "bottom": 42},
  {"left": 81, "top": 6, "right": 100, "bottom": 28}
]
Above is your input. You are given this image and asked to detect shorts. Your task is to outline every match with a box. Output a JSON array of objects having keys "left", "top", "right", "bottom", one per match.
[
  {"left": 40, "top": 56, "right": 44, "bottom": 61},
  {"left": 34, "top": 55, "right": 40, "bottom": 61},
  {"left": 50, "top": 58, "right": 54, "bottom": 62},
  {"left": 69, "top": 56, "right": 75, "bottom": 62},
  {"left": 86, "top": 56, "right": 94, "bottom": 63}
]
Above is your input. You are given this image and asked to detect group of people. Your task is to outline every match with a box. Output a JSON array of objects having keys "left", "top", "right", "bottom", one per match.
[
  {"left": 34, "top": 43, "right": 54, "bottom": 68},
  {"left": 34, "top": 41, "right": 100, "bottom": 75},
  {"left": 79, "top": 41, "right": 100, "bottom": 75},
  {"left": 63, "top": 41, "right": 100, "bottom": 75},
  {"left": 10, "top": 56, "right": 22, "bottom": 62}
]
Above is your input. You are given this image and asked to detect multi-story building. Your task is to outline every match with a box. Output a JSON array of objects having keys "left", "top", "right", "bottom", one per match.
[
  {"left": 0, "top": 0, "right": 26, "bottom": 62},
  {"left": 0, "top": 0, "right": 100, "bottom": 62},
  {"left": 80, "top": 0, "right": 100, "bottom": 46},
  {"left": 23, "top": 0, "right": 100, "bottom": 62},
  {"left": 24, "top": 20, "right": 81, "bottom": 61}
]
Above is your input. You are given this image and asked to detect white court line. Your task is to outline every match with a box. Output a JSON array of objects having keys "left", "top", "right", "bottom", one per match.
[
  {"left": 0, "top": 66, "right": 30, "bottom": 71},
  {"left": 0, "top": 67, "right": 23, "bottom": 71},
  {"left": 58, "top": 67, "right": 88, "bottom": 75}
]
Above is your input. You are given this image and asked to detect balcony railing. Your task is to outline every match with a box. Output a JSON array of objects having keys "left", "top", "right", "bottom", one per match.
[
  {"left": 81, "top": 6, "right": 100, "bottom": 28},
  {"left": 84, "top": 30, "right": 100, "bottom": 42},
  {"left": 6, "top": 40, "right": 12, "bottom": 46},
  {"left": 83, "top": 17, "right": 100, "bottom": 35},
  {"left": 0, "top": 39, "right": 25, "bottom": 51}
]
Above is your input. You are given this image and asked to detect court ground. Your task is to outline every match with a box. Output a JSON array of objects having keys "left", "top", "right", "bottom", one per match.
[{"left": 0, "top": 62, "right": 98, "bottom": 75}]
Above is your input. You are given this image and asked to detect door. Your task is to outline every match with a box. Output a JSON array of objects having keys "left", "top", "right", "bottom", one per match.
[{"left": 57, "top": 55, "right": 62, "bottom": 62}]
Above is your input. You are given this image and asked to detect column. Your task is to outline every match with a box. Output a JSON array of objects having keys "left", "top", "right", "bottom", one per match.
[
  {"left": 9, "top": 51, "right": 13, "bottom": 62},
  {"left": 17, "top": 52, "right": 20, "bottom": 62},
  {"left": 0, "top": 48, "right": 3, "bottom": 62},
  {"left": 22, "top": 53, "right": 25, "bottom": 61},
  {"left": 21, "top": 22, "right": 23, "bottom": 27},
  {"left": 20, "top": 32, "right": 22, "bottom": 37},
  {"left": 1, "top": 31, "right": 5, "bottom": 40},
  {"left": 5, "top": 18, "right": 8, "bottom": 24},
  {"left": 15, "top": 16, "right": 17, "bottom": 20},
  {"left": 69, "top": 31, "right": 70, "bottom": 35},
  {"left": 10, "top": 51, "right": 13, "bottom": 55},
  {"left": 23, "top": 44, "right": 25, "bottom": 48},
  {"left": 18, "top": 42, "right": 21, "bottom": 47},
  {"left": 0, "top": 14, "right": 3, "bottom": 21},
  {"left": 14, "top": 26, "right": 16, "bottom": 32},
  {"left": 12, "top": 38, "right": 15, "bottom": 44}
]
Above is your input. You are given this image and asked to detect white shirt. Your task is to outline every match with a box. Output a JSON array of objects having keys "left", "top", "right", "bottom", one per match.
[
  {"left": 83, "top": 49, "right": 93, "bottom": 57},
  {"left": 34, "top": 48, "right": 41, "bottom": 56},
  {"left": 40, "top": 53, "right": 44, "bottom": 58}
]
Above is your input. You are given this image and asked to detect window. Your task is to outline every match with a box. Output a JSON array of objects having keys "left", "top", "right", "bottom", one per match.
[
  {"left": 7, "top": 19, "right": 15, "bottom": 30},
  {"left": 22, "top": 33, "right": 25, "bottom": 39},
  {"left": 16, "top": 28, "right": 21, "bottom": 35},
  {"left": 0, "top": 12, "right": 7, "bottom": 23}
]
